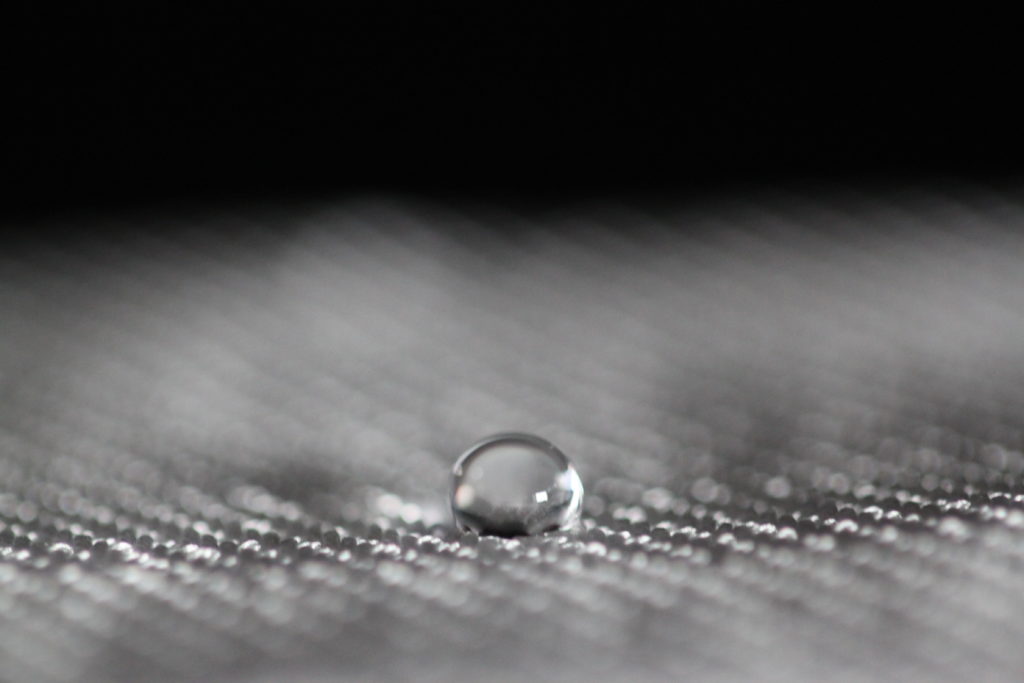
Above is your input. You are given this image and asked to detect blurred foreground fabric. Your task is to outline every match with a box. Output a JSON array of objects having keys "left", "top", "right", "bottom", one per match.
[{"left": 3, "top": 188, "right": 1024, "bottom": 682}]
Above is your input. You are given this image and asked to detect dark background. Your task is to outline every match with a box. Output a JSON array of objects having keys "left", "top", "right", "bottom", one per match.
[{"left": 4, "top": 4, "right": 1020, "bottom": 215}]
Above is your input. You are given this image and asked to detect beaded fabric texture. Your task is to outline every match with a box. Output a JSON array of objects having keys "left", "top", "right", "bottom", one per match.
[{"left": 2, "top": 190, "right": 1024, "bottom": 682}]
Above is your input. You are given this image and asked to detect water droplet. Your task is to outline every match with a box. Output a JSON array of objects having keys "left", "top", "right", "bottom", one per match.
[{"left": 450, "top": 433, "right": 584, "bottom": 537}]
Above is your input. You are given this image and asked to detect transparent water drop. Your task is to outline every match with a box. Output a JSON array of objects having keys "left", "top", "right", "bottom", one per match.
[{"left": 450, "top": 433, "right": 584, "bottom": 537}]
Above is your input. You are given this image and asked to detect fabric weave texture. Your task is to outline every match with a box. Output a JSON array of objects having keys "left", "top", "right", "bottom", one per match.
[{"left": 2, "top": 189, "right": 1024, "bottom": 681}]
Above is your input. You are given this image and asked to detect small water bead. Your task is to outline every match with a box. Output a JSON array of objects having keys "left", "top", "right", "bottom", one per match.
[{"left": 450, "top": 433, "right": 584, "bottom": 537}]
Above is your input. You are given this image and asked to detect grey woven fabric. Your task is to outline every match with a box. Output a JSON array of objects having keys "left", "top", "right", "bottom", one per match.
[{"left": 3, "top": 189, "right": 1024, "bottom": 682}]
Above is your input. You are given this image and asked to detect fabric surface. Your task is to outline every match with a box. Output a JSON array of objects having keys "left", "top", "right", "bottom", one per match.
[{"left": 2, "top": 189, "right": 1024, "bottom": 682}]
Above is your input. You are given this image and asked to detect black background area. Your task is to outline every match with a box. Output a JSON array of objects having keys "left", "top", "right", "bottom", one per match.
[{"left": 3, "top": 4, "right": 1021, "bottom": 213}]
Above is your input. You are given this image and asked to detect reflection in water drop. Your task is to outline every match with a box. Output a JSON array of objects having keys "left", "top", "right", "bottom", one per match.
[{"left": 450, "top": 433, "right": 584, "bottom": 537}]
